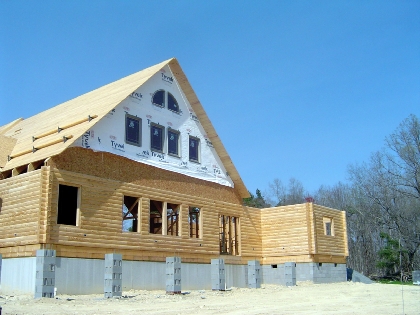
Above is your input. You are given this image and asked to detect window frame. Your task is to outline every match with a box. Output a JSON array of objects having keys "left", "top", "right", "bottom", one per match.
[
  {"left": 323, "top": 217, "right": 334, "bottom": 236},
  {"left": 150, "top": 123, "right": 165, "bottom": 153},
  {"left": 122, "top": 195, "right": 140, "bottom": 233},
  {"left": 188, "top": 206, "right": 202, "bottom": 239},
  {"left": 167, "top": 128, "right": 181, "bottom": 157},
  {"left": 125, "top": 114, "right": 142, "bottom": 147},
  {"left": 165, "top": 203, "right": 181, "bottom": 236},
  {"left": 167, "top": 92, "right": 180, "bottom": 113},
  {"left": 151, "top": 89, "right": 166, "bottom": 108},
  {"left": 57, "top": 183, "right": 81, "bottom": 227},
  {"left": 149, "top": 199, "right": 163, "bottom": 234},
  {"left": 189, "top": 136, "right": 200, "bottom": 163}
]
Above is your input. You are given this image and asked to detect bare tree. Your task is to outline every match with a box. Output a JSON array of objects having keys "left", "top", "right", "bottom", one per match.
[
  {"left": 267, "top": 178, "right": 286, "bottom": 206},
  {"left": 348, "top": 114, "right": 420, "bottom": 274},
  {"left": 267, "top": 177, "right": 307, "bottom": 206}
]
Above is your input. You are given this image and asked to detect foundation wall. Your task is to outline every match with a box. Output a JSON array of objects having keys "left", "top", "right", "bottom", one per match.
[
  {"left": 0, "top": 257, "right": 247, "bottom": 295},
  {"left": 0, "top": 257, "right": 346, "bottom": 295},
  {"left": 262, "top": 262, "right": 347, "bottom": 284},
  {"left": 1, "top": 257, "right": 36, "bottom": 294}
]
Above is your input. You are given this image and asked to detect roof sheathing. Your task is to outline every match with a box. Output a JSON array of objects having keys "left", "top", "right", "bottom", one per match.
[
  {"left": 1, "top": 59, "right": 170, "bottom": 171},
  {"left": 168, "top": 59, "right": 250, "bottom": 198},
  {"left": 0, "top": 58, "right": 250, "bottom": 198}
]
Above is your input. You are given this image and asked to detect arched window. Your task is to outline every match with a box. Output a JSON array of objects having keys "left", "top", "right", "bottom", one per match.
[
  {"left": 151, "top": 90, "right": 180, "bottom": 114},
  {"left": 152, "top": 90, "right": 165, "bottom": 107},
  {"left": 168, "top": 92, "right": 179, "bottom": 113}
]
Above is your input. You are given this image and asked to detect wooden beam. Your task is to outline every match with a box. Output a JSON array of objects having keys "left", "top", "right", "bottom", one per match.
[{"left": 32, "top": 115, "right": 97, "bottom": 141}]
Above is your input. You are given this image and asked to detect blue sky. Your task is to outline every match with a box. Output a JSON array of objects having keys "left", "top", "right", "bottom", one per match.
[{"left": 1, "top": 1, "right": 419, "bottom": 197}]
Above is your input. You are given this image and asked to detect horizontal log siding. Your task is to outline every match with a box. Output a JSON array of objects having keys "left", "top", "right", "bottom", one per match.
[
  {"left": 0, "top": 171, "right": 42, "bottom": 251},
  {"left": 48, "top": 166, "right": 261, "bottom": 264},
  {"left": 260, "top": 204, "right": 311, "bottom": 263},
  {"left": 312, "top": 204, "right": 348, "bottom": 257}
]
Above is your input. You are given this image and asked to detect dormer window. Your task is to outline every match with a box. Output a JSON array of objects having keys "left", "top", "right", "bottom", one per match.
[
  {"left": 152, "top": 90, "right": 165, "bottom": 107},
  {"left": 152, "top": 90, "right": 180, "bottom": 114}
]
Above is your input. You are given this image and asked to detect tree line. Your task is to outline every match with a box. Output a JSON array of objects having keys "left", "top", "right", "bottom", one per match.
[{"left": 244, "top": 114, "right": 420, "bottom": 277}]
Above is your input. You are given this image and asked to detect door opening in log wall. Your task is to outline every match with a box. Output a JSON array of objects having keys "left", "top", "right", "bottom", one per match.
[{"left": 219, "top": 215, "right": 240, "bottom": 256}]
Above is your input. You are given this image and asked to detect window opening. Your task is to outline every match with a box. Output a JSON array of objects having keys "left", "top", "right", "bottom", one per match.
[
  {"left": 57, "top": 184, "right": 79, "bottom": 226},
  {"left": 149, "top": 200, "right": 163, "bottom": 234},
  {"left": 166, "top": 203, "right": 180, "bottom": 236},
  {"left": 122, "top": 196, "right": 139, "bottom": 232},
  {"left": 125, "top": 114, "right": 142, "bottom": 146},
  {"left": 167, "top": 129, "right": 180, "bottom": 157},
  {"left": 152, "top": 90, "right": 165, "bottom": 107},
  {"left": 167, "top": 92, "right": 179, "bottom": 113},
  {"left": 189, "top": 136, "right": 200, "bottom": 163},
  {"left": 219, "top": 215, "right": 239, "bottom": 255},
  {"left": 323, "top": 217, "right": 334, "bottom": 236},
  {"left": 150, "top": 123, "right": 164, "bottom": 152},
  {"left": 189, "top": 207, "right": 201, "bottom": 238}
]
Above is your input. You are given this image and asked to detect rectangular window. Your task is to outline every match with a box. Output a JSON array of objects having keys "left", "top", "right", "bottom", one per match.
[
  {"left": 57, "top": 184, "right": 80, "bottom": 226},
  {"left": 219, "top": 215, "right": 239, "bottom": 255},
  {"left": 125, "top": 114, "right": 142, "bottom": 146},
  {"left": 149, "top": 200, "right": 163, "bottom": 234},
  {"left": 189, "top": 207, "right": 201, "bottom": 238},
  {"left": 189, "top": 136, "right": 200, "bottom": 163},
  {"left": 122, "top": 196, "right": 140, "bottom": 232},
  {"left": 150, "top": 123, "right": 165, "bottom": 153},
  {"left": 166, "top": 203, "right": 180, "bottom": 236},
  {"left": 167, "top": 129, "right": 180, "bottom": 157},
  {"left": 323, "top": 217, "right": 334, "bottom": 236}
]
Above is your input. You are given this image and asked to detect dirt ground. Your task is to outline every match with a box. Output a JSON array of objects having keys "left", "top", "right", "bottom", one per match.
[{"left": 1, "top": 282, "right": 419, "bottom": 315}]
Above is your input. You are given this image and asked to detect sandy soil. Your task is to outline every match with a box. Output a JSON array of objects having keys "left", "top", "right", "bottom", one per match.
[{"left": 1, "top": 282, "right": 419, "bottom": 315}]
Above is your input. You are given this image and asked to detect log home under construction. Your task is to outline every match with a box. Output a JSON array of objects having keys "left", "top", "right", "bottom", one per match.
[{"left": 0, "top": 58, "right": 348, "bottom": 294}]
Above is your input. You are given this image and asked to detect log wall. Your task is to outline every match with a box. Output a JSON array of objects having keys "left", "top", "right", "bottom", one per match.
[
  {"left": 0, "top": 147, "right": 348, "bottom": 264},
  {"left": 45, "top": 167, "right": 261, "bottom": 264},
  {"left": 260, "top": 203, "right": 348, "bottom": 264},
  {"left": 0, "top": 170, "right": 43, "bottom": 257},
  {"left": 312, "top": 203, "right": 348, "bottom": 263},
  {"left": 260, "top": 204, "right": 311, "bottom": 264}
]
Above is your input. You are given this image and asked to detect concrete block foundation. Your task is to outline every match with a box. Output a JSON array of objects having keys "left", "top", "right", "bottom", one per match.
[
  {"left": 0, "top": 257, "right": 347, "bottom": 295},
  {"left": 34, "top": 250, "right": 56, "bottom": 299},
  {"left": 247, "top": 260, "right": 261, "bottom": 289},
  {"left": 211, "top": 259, "right": 226, "bottom": 291},
  {"left": 262, "top": 262, "right": 347, "bottom": 284},
  {"left": 284, "top": 262, "right": 296, "bottom": 286},
  {"left": 104, "top": 253, "right": 122, "bottom": 298},
  {"left": 166, "top": 257, "right": 181, "bottom": 294}
]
